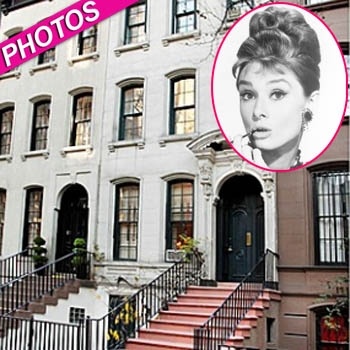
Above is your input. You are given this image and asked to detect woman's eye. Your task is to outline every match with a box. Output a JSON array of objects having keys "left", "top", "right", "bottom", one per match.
[
  {"left": 240, "top": 92, "right": 254, "bottom": 101},
  {"left": 271, "top": 90, "right": 287, "bottom": 100}
]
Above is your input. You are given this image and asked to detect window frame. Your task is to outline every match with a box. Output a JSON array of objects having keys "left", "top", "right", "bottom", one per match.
[
  {"left": 166, "top": 179, "right": 194, "bottom": 250},
  {"left": 31, "top": 99, "right": 51, "bottom": 151},
  {"left": 312, "top": 167, "right": 349, "bottom": 266},
  {"left": 119, "top": 84, "right": 144, "bottom": 141},
  {"left": 0, "top": 106, "right": 14, "bottom": 156},
  {"left": 37, "top": 47, "right": 56, "bottom": 65},
  {"left": 113, "top": 183, "right": 140, "bottom": 261},
  {"left": 0, "top": 189, "right": 6, "bottom": 256},
  {"left": 77, "top": 26, "right": 97, "bottom": 55},
  {"left": 169, "top": 75, "right": 196, "bottom": 135},
  {"left": 22, "top": 187, "right": 44, "bottom": 250},
  {"left": 124, "top": 0, "right": 147, "bottom": 45},
  {"left": 70, "top": 92, "right": 93, "bottom": 147},
  {"left": 172, "top": 0, "right": 197, "bottom": 34}
]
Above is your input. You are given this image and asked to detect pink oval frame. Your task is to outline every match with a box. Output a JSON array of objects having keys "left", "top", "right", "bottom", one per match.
[{"left": 211, "top": 2, "right": 348, "bottom": 173}]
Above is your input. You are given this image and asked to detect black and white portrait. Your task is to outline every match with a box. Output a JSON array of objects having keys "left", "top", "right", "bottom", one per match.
[{"left": 211, "top": 3, "right": 348, "bottom": 171}]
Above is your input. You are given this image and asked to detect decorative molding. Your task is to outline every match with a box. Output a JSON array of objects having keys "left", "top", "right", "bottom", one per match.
[
  {"left": 199, "top": 162, "right": 213, "bottom": 200},
  {"left": 60, "top": 145, "right": 93, "bottom": 157},
  {"left": 162, "top": 30, "right": 201, "bottom": 47},
  {"left": 21, "top": 150, "right": 50, "bottom": 161},
  {"left": 29, "top": 62, "right": 57, "bottom": 75},
  {"left": 114, "top": 41, "right": 150, "bottom": 57},
  {"left": 68, "top": 52, "right": 100, "bottom": 66},
  {"left": 108, "top": 140, "right": 145, "bottom": 152}
]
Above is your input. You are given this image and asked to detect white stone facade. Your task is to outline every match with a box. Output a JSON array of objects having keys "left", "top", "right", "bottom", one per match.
[{"left": 0, "top": 0, "right": 278, "bottom": 318}]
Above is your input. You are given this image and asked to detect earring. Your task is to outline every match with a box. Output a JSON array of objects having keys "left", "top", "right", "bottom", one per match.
[{"left": 302, "top": 108, "right": 313, "bottom": 123}]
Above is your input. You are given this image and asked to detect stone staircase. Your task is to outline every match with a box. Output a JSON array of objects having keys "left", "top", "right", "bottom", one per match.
[
  {"left": 0, "top": 276, "right": 82, "bottom": 338},
  {"left": 125, "top": 283, "right": 281, "bottom": 350}
]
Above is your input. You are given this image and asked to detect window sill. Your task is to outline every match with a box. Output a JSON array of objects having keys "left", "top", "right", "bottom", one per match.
[
  {"left": 162, "top": 30, "right": 201, "bottom": 47},
  {"left": 114, "top": 41, "right": 150, "bottom": 57},
  {"left": 108, "top": 140, "right": 145, "bottom": 152},
  {"left": 60, "top": 145, "right": 93, "bottom": 157},
  {"left": 29, "top": 62, "right": 57, "bottom": 75},
  {"left": 0, "top": 69, "right": 21, "bottom": 80},
  {"left": 159, "top": 133, "right": 198, "bottom": 147},
  {"left": 0, "top": 154, "right": 12, "bottom": 163},
  {"left": 21, "top": 150, "right": 49, "bottom": 161},
  {"left": 68, "top": 52, "right": 100, "bottom": 66}
]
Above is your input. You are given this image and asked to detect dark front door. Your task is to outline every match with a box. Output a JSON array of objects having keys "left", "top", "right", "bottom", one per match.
[
  {"left": 56, "top": 184, "right": 89, "bottom": 260},
  {"left": 216, "top": 175, "right": 264, "bottom": 282}
]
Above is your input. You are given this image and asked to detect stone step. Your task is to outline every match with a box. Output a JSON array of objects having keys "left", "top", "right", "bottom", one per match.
[
  {"left": 138, "top": 328, "right": 193, "bottom": 345},
  {"left": 125, "top": 338, "right": 192, "bottom": 350}
]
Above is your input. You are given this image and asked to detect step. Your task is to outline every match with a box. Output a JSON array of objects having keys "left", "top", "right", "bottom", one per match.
[
  {"left": 167, "top": 301, "right": 219, "bottom": 313},
  {"left": 176, "top": 293, "right": 227, "bottom": 304},
  {"left": 149, "top": 319, "right": 203, "bottom": 333},
  {"left": 125, "top": 338, "right": 192, "bottom": 350},
  {"left": 138, "top": 328, "right": 193, "bottom": 345},
  {"left": 186, "top": 286, "right": 233, "bottom": 297},
  {"left": 158, "top": 310, "right": 211, "bottom": 323}
]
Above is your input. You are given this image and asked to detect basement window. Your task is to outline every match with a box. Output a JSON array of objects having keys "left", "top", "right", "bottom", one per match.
[
  {"left": 69, "top": 307, "right": 85, "bottom": 324},
  {"left": 266, "top": 317, "right": 275, "bottom": 343}
]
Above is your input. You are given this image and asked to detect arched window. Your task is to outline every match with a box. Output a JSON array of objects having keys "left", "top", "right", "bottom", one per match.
[
  {"left": 22, "top": 186, "right": 44, "bottom": 249},
  {"left": 0, "top": 105, "right": 14, "bottom": 155},
  {"left": 70, "top": 91, "right": 93, "bottom": 146},
  {"left": 119, "top": 84, "right": 144, "bottom": 141},
  {"left": 31, "top": 99, "right": 51, "bottom": 151},
  {"left": 166, "top": 179, "right": 194, "bottom": 249},
  {"left": 169, "top": 75, "right": 195, "bottom": 135},
  {"left": 113, "top": 182, "right": 140, "bottom": 261}
]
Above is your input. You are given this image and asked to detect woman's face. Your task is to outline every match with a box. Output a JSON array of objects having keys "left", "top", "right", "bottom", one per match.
[{"left": 238, "top": 61, "right": 310, "bottom": 153}]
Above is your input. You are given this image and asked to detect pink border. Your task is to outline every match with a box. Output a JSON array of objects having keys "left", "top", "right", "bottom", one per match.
[{"left": 210, "top": 1, "right": 348, "bottom": 173}]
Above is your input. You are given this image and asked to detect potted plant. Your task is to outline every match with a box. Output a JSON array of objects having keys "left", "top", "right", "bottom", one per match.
[
  {"left": 71, "top": 237, "right": 88, "bottom": 279},
  {"left": 32, "top": 236, "right": 49, "bottom": 275}
]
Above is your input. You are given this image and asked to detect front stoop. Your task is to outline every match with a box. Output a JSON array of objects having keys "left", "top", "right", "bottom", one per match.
[
  {"left": 0, "top": 279, "right": 82, "bottom": 338},
  {"left": 125, "top": 283, "right": 237, "bottom": 350},
  {"left": 224, "top": 289, "right": 282, "bottom": 349}
]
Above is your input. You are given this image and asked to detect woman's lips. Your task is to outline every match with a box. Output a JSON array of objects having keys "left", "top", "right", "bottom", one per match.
[{"left": 251, "top": 127, "right": 271, "bottom": 139}]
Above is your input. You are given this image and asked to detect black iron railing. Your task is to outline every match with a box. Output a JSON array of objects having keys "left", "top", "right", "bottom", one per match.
[
  {"left": 0, "top": 315, "right": 86, "bottom": 350},
  {"left": 0, "top": 251, "right": 92, "bottom": 317},
  {"left": 0, "top": 248, "right": 35, "bottom": 285},
  {"left": 193, "top": 249, "right": 278, "bottom": 350},
  {"left": 86, "top": 253, "right": 202, "bottom": 350}
]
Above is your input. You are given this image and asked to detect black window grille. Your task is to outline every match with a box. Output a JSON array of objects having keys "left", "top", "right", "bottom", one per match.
[{"left": 313, "top": 170, "right": 349, "bottom": 265}]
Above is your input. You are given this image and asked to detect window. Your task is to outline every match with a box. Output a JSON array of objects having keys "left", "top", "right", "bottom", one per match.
[
  {"left": 313, "top": 169, "right": 349, "bottom": 265},
  {"left": 170, "top": 76, "right": 195, "bottom": 135},
  {"left": 77, "top": 26, "right": 97, "bottom": 55},
  {"left": 166, "top": 180, "right": 193, "bottom": 249},
  {"left": 113, "top": 184, "right": 139, "bottom": 260},
  {"left": 69, "top": 307, "right": 85, "bottom": 324},
  {"left": 316, "top": 310, "right": 349, "bottom": 349},
  {"left": 119, "top": 85, "right": 144, "bottom": 141},
  {"left": 0, "top": 106, "right": 14, "bottom": 155},
  {"left": 0, "top": 189, "right": 6, "bottom": 255},
  {"left": 31, "top": 100, "right": 50, "bottom": 151},
  {"left": 173, "top": 0, "right": 196, "bottom": 34},
  {"left": 124, "top": 0, "right": 146, "bottom": 44},
  {"left": 37, "top": 48, "right": 55, "bottom": 64},
  {"left": 22, "top": 187, "right": 43, "bottom": 250},
  {"left": 70, "top": 92, "right": 92, "bottom": 146}
]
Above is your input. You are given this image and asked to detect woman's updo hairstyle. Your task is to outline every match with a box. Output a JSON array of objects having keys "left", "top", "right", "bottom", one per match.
[{"left": 232, "top": 6, "right": 321, "bottom": 97}]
